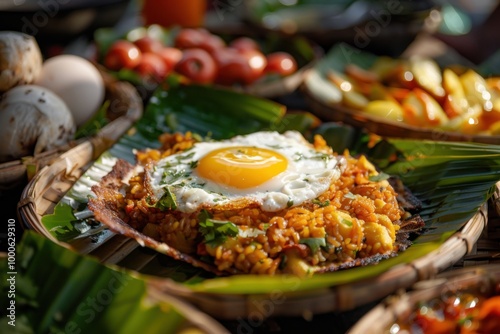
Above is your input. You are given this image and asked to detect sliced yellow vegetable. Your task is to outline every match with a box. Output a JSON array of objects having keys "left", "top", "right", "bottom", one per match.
[
  {"left": 363, "top": 100, "right": 404, "bottom": 122},
  {"left": 414, "top": 88, "right": 449, "bottom": 127},
  {"left": 460, "top": 69, "right": 494, "bottom": 111},
  {"left": 409, "top": 56, "right": 445, "bottom": 99}
]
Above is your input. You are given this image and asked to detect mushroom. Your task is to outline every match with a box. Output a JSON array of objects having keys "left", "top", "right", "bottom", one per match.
[
  {"left": 0, "top": 31, "right": 43, "bottom": 93},
  {"left": 0, "top": 84, "right": 76, "bottom": 162}
]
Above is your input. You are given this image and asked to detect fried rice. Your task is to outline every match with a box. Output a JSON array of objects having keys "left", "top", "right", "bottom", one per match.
[{"left": 89, "top": 131, "right": 423, "bottom": 277}]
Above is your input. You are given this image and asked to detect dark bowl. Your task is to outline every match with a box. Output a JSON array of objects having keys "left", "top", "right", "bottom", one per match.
[
  {"left": 242, "top": 0, "right": 442, "bottom": 57},
  {"left": 0, "top": 0, "right": 132, "bottom": 53}
]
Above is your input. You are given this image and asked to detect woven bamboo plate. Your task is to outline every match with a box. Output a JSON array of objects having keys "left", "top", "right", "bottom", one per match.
[
  {"left": 0, "top": 68, "right": 143, "bottom": 192},
  {"left": 17, "top": 148, "right": 489, "bottom": 319},
  {"left": 349, "top": 193, "right": 500, "bottom": 333},
  {"left": 301, "top": 43, "right": 500, "bottom": 145},
  {"left": 18, "top": 131, "right": 494, "bottom": 320}
]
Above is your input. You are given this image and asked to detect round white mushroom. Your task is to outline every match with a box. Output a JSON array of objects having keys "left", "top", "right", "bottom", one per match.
[
  {"left": 0, "top": 31, "right": 43, "bottom": 93},
  {"left": 0, "top": 84, "right": 76, "bottom": 162}
]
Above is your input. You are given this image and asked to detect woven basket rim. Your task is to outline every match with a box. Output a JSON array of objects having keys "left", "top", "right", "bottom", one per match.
[{"left": 18, "top": 136, "right": 493, "bottom": 318}]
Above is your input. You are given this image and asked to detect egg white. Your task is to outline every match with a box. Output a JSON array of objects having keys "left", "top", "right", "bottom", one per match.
[{"left": 146, "top": 131, "right": 344, "bottom": 213}]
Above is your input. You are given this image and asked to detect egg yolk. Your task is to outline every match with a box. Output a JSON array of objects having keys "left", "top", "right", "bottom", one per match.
[{"left": 197, "top": 146, "right": 288, "bottom": 189}]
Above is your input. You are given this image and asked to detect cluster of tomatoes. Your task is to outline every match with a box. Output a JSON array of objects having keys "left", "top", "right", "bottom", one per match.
[{"left": 102, "top": 28, "right": 298, "bottom": 86}]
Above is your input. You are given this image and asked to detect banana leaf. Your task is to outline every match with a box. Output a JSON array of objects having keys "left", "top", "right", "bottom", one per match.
[
  {"left": 40, "top": 82, "right": 499, "bottom": 295},
  {"left": 0, "top": 231, "right": 227, "bottom": 334}
]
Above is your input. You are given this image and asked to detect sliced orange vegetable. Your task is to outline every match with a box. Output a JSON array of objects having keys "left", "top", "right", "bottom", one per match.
[
  {"left": 477, "top": 296, "right": 500, "bottom": 333},
  {"left": 344, "top": 63, "right": 379, "bottom": 84},
  {"left": 414, "top": 314, "right": 458, "bottom": 334},
  {"left": 402, "top": 91, "right": 426, "bottom": 126},
  {"left": 413, "top": 88, "right": 449, "bottom": 127}
]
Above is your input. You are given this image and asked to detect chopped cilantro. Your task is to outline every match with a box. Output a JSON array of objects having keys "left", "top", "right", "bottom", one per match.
[
  {"left": 162, "top": 169, "right": 187, "bottom": 184},
  {"left": 279, "top": 254, "right": 288, "bottom": 270},
  {"left": 312, "top": 199, "right": 330, "bottom": 207},
  {"left": 176, "top": 151, "right": 195, "bottom": 161},
  {"left": 368, "top": 172, "right": 390, "bottom": 182},
  {"left": 198, "top": 210, "right": 238, "bottom": 247},
  {"left": 299, "top": 237, "right": 326, "bottom": 253},
  {"left": 156, "top": 187, "right": 177, "bottom": 210}
]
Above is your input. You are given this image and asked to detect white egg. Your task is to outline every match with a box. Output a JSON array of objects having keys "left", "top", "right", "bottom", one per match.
[
  {"left": 146, "top": 131, "right": 344, "bottom": 213},
  {"left": 35, "top": 54, "right": 105, "bottom": 127}
]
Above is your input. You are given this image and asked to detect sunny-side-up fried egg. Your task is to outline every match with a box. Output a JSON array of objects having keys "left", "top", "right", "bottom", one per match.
[{"left": 145, "top": 131, "right": 345, "bottom": 213}]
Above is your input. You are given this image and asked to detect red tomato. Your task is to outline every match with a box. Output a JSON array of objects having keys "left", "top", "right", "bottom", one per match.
[
  {"left": 198, "top": 34, "right": 226, "bottom": 55},
  {"left": 174, "top": 28, "right": 208, "bottom": 49},
  {"left": 133, "top": 36, "right": 164, "bottom": 54},
  {"left": 213, "top": 49, "right": 253, "bottom": 86},
  {"left": 174, "top": 48, "right": 217, "bottom": 84},
  {"left": 134, "top": 52, "right": 168, "bottom": 82},
  {"left": 157, "top": 47, "right": 183, "bottom": 71},
  {"left": 211, "top": 47, "right": 239, "bottom": 67},
  {"left": 229, "top": 36, "right": 261, "bottom": 53},
  {"left": 104, "top": 40, "right": 142, "bottom": 71},
  {"left": 265, "top": 52, "right": 298, "bottom": 76},
  {"left": 240, "top": 49, "right": 267, "bottom": 84}
]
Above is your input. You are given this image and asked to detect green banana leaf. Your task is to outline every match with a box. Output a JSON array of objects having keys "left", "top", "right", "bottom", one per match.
[
  {"left": 40, "top": 81, "right": 500, "bottom": 295},
  {"left": 0, "top": 231, "right": 227, "bottom": 334}
]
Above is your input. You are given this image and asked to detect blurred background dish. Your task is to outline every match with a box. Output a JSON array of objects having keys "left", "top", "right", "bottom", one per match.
[
  {"left": 349, "top": 263, "right": 500, "bottom": 334},
  {"left": 0, "top": 0, "right": 133, "bottom": 54},
  {"left": 301, "top": 41, "right": 500, "bottom": 144},
  {"left": 241, "top": 0, "right": 442, "bottom": 57}
]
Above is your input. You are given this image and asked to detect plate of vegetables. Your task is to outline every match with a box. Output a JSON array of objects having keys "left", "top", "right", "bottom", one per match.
[
  {"left": 94, "top": 24, "right": 320, "bottom": 100},
  {"left": 302, "top": 43, "right": 500, "bottom": 144}
]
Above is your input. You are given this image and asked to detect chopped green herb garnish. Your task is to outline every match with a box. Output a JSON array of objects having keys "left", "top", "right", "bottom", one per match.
[
  {"left": 156, "top": 187, "right": 177, "bottom": 210},
  {"left": 312, "top": 199, "right": 330, "bottom": 207},
  {"left": 287, "top": 198, "right": 294, "bottom": 207},
  {"left": 299, "top": 237, "right": 326, "bottom": 253},
  {"left": 162, "top": 169, "right": 187, "bottom": 184},
  {"left": 279, "top": 254, "right": 288, "bottom": 270},
  {"left": 198, "top": 210, "right": 239, "bottom": 247},
  {"left": 368, "top": 172, "right": 390, "bottom": 182},
  {"left": 341, "top": 218, "right": 353, "bottom": 227},
  {"left": 267, "top": 144, "right": 286, "bottom": 150},
  {"left": 176, "top": 151, "right": 196, "bottom": 161}
]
